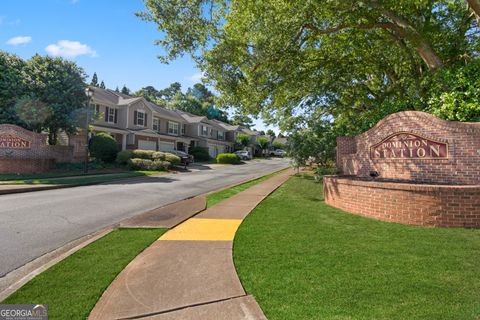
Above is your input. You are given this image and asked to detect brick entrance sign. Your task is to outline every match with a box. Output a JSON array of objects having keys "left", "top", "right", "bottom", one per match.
[
  {"left": 324, "top": 111, "right": 480, "bottom": 228},
  {"left": 0, "top": 124, "right": 87, "bottom": 174}
]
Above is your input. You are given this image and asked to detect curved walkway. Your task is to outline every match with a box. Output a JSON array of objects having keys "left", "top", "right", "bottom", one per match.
[{"left": 89, "top": 169, "right": 293, "bottom": 320}]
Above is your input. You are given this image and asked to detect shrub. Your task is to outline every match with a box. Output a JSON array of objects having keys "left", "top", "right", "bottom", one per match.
[
  {"left": 131, "top": 149, "right": 156, "bottom": 159},
  {"left": 165, "top": 153, "right": 181, "bottom": 165},
  {"left": 316, "top": 166, "right": 338, "bottom": 176},
  {"left": 189, "top": 146, "right": 210, "bottom": 161},
  {"left": 152, "top": 151, "right": 166, "bottom": 160},
  {"left": 89, "top": 133, "right": 119, "bottom": 163},
  {"left": 116, "top": 150, "right": 133, "bottom": 165},
  {"left": 216, "top": 153, "right": 241, "bottom": 164},
  {"left": 128, "top": 158, "right": 171, "bottom": 171}
]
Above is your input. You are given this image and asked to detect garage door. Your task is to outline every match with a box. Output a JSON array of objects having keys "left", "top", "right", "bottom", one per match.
[
  {"left": 138, "top": 140, "right": 157, "bottom": 151},
  {"left": 159, "top": 141, "right": 175, "bottom": 152}
]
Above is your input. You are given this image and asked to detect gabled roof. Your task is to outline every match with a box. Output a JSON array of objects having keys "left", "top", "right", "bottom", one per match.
[
  {"left": 175, "top": 110, "right": 207, "bottom": 123},
  {"left": 145, "top": 101, "right": 186, "bottom": 123},
  {"left": 209, "top": 119, "right": 239, "bottom": 131}
]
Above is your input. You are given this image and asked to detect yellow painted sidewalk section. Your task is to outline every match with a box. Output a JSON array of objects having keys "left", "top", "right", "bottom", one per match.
[{"left": 160, "top": 218, "right": 242, "bottom": 241}]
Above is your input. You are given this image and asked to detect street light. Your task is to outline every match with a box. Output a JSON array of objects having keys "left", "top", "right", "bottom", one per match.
[{"left": 84, "top": 87, "right": 94, "bottom": 174}]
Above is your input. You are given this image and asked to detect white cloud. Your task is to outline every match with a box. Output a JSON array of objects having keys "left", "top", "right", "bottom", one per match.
[
  {"left": 6, "top": 36, "right": 32, "bottom": 46},
  {"left": 71, "top": 0, "right": 79, "bottom": 4},
  {"left": 45, "top": 40, "right": 97, "bottom": 58},
  {"left": 187, "top": 72, "right": 204, "bottom": 82}
]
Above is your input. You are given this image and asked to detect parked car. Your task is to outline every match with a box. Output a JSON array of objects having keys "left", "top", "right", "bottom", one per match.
[
  {"left": 234, "top": 150, "right": 252, "bottom": 160},
  {"left": 270, "top": 149, "right": 287, "bottom": 157},
  {"left": 171, "top": 150, "right": 194, "bottom": 166}
]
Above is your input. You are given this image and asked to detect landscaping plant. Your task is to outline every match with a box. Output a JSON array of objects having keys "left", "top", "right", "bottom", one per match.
[
  {"left": 188, "top": 146, "right": 210, "bottom": 161},
  {"left": 89, "top": 133, "right": 118, "bottom": 163},
  {"left": 216, "top": 153, "right": 241, "bottom": 164}
]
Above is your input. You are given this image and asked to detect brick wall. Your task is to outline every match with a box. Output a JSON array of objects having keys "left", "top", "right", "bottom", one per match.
[
  {"left": 324, "top": 176, "right": 480, "bottom": 228},
  {"left": 0, "top": 124, "right": 87, "bottom": 173},
  {"left": 336, "top": 111, "right": 480, "bottom": 184}
]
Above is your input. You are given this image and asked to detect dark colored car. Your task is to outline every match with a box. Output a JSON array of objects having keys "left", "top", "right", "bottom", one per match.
[{"left": 172, "top": 150, "right": 194, "bottom": 166}]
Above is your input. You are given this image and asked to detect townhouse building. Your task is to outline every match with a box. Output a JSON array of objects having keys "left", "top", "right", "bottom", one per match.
[{"left": 89, "top": 87, "right": 248, "bottom": 157}]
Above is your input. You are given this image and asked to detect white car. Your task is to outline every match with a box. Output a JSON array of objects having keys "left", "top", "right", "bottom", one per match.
[
  {"left": 270, "top": 149, "right": 287, "bottom": 157},
  {"left": 234, "top": 150, "right": 252, "bottom": 160}
]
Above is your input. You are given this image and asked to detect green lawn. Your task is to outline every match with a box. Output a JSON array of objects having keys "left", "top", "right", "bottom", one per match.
[
  {"left": 206, "top": 169, "right": 285, "bottom": 208},
  {"left": 0, "top": 171, "right": 164, "bottom": 185},
  {"left": 2, "top": 228, "right": 166, "bottom": 320},
  {"left": 234, "top": 175, "right": 480, "bottom": 320}
]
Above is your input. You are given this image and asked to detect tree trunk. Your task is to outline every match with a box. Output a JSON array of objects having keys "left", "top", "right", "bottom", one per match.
[
  {"left": 48, "top": 129, "right": 58, "bottom": 145},
  {"left": 467, "top": 0, "right": 480, "bottom": 25},
  {"left": 416, "top": 40, "right": 444, "bottom": 71}
]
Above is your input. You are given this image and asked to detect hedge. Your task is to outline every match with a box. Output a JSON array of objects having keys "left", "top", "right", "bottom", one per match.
[
  {"left": 131, "top": 149, "right": 156, "bottom": 159},
  {"left": 128, "top": 159, "right": 171, "bottom": 171},
  {"left": 116, "top": 150, "right": 133, "bottom": 165},
  {"left": 216, "top": 153, "right": 241, "bottom": 164},
  {"left": 165, "top": 153, "right": 181, "bottom": 165},
  {"left": 89, "top": 133, "right": 119, "bottom": 163},
  {"left": 189, "top": 146, "right": 210, "bottom": 161}
]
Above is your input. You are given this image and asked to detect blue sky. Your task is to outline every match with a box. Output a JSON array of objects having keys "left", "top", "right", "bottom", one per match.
[{"left": 0, "top": 0, "right": 278, "bottom": 133}]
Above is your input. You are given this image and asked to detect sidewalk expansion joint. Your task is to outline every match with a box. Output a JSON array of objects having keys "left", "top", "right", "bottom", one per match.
[{"left": 118, "top": 294, "right": 248, "bottom": 320}]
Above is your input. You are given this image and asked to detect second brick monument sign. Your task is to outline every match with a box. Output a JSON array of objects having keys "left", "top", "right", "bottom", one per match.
[{"left": 324, "top": 111, "right": 480, "bottom": 228}]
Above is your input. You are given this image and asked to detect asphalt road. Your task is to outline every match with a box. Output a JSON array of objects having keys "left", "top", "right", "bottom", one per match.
[{"left": 0, "top": 158, "right": 289, "bottom": 277}]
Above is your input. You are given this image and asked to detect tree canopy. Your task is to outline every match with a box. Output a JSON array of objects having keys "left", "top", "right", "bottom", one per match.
[
  {"left": 0, "top": 52, "right": 87, "bottom": 144},
  {"left": 139, "top": 0, "right": 480, "bottom": 131}
]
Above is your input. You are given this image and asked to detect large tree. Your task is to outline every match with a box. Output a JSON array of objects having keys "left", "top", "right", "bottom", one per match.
[
  {"left": 23, "top": 54, "right": 87, "bottom": 144},
  {"left": 138, "top": 0, "right": 480, "bottom": 132},
  {"left": 0, "top": 52, "right": 26, "bottom": 126}
]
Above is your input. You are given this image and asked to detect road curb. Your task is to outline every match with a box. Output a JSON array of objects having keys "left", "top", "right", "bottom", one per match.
[{"left": 0, "top": 227, "right": 114, "bottom": 301}]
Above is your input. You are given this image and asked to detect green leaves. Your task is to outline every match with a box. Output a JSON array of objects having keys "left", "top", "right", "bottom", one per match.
[{"left": 0, "top": 51, "right": 87, "bottom": 142}]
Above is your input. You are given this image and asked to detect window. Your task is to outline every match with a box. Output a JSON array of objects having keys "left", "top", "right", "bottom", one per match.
[
  {"left": 181, "top": 124, "right": 186, "bottom": 135},
  {"left": 218, "top": 131, "right": 224, "bottom": 140},
  {"left": 153, "top": 117, "right": 160, "bottom": 132},
  {"left": 134, "top": 110, "right": 146, "bottom": 127},
  {"left": 168, "top": 121, "right": 179, "bottom": 135},
  {"left": 94, "top": 104, "right": 100, "bottom": 113},
  {"left": 104, "top": 106, "right": 117, "bottom": 124},
  {"left": 107, "top": 108, "right": 116, "bottom": 123},
  {"left": 210, "top": 128, "right": 214, "bottom": 137},
  {"left": 200, "top": 125, "right": 208, "bottom": 136}
]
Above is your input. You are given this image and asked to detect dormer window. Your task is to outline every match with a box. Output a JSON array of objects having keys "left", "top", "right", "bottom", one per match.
[
  {"left": 218, "top": 131, "right": 224, "bottom": 140},
  {"left": 134, "top": 110, "right": 147, "bottom": 127},
  {"left": 104, "top": 107, "right": 117, "bottom": 124},
  {"left": 200, "top": 125, "right": 208, "bottom": 136}
]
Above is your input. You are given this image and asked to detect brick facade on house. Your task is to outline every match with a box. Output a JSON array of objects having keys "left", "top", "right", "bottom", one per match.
[
  {"left": 325, "top": 111, "right": 480, "bottom": 228},
  {"left": 0, "top": 124, "right": 87, "bottom": 174}
]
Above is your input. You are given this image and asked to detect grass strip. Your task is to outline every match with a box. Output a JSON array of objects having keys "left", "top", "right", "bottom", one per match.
[
  {"left": 0, "top": 171, "right": 164, "bottom": 185},
  {"left": 206, "top": 169, "right": 284, "bottom": 208},
  {"left": 2, "top": 228, "right": 166, "bottom": 319},
  {"left": 234, "top": 174, "right": 480, "bottom": 320}
]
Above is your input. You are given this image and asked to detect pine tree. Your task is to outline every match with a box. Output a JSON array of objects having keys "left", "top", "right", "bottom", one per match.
[
  {"left": 100, "top": 81, "right": 106, "bottom": 89},
  {"left": 121, "top": 85, "right": 130, "bottom": 95},
  {"left": 90, "top": 72, "right": 99, "bottom": 87},
  {"left": 115, "top": 86, "right": 120, "bottom": 92}
]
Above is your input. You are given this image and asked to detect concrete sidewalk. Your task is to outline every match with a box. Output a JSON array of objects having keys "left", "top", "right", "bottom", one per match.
[{"left": 89, "top": 169, "right": 293, "bottom": 320}]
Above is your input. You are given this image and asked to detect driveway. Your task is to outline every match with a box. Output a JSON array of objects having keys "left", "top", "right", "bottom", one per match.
[{"left": 0, "top": 158, "right": 289, "bottom": 277}]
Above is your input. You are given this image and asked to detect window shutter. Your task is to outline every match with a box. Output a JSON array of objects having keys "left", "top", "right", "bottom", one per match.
[
  {"left": 144, "top": 114, "right": 147, "bottom": 127},
  {"left": 105, "top": 107, "right": 109, "bottom": 121},
  {"left": 134, "top": 111, "right": 138, "bottom": 125},
  {"left": 114, "top": 109, "right": 118, "bottom": 124}
]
